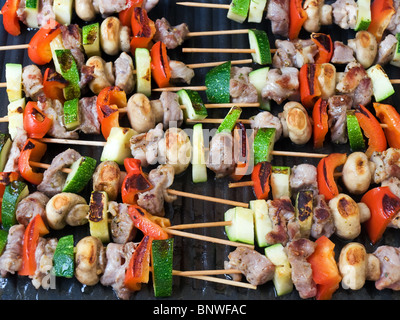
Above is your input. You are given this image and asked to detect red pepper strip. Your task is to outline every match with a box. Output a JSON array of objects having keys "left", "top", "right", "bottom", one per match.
[
  {"left": 354, "top": 104, "right": 387, "bottom": 157},
  {"left": 121, "top": 158, "right": 153, "bottom": 204},
  {"left": 317, "top": 153, "right": 347, "bottom": 202},
  {"left": 1, "top": 0, "right": 21, "bottom": 36},
  {"left": 42, "top": 68, "right": 68, "bottom": 101},
  {"left": 0, "top": 172, "right": 20, "bottom": 224},
  {"left": 23, "top": 101, "right": 53, "bottom": 139},
  {"left": 312, "top": 98, "right": 329, "bottom": 149},
  {"left": 231, "top": 122, "right": 251, "bottom": 181},
  {"left": 18, "top": 139, "right": 47, "bottom": 185},
  {"left": 119, "top": 0, "right": 144, "bottom": 27},
  {"left": 98, "top": 104, "right": 119, "bottom": 139},
  {"left": 128, "top": 205, "right": 170, "bottom": 240},
  {"left": 361, "top": 186, "right": 400, "bottom": 245},
  {"left": 368, "top": 0, "right": 395, "bottom": 42},
  {"left": 299, "top": 63, "right": 322, "bottom": 110},
  {"left": 150, "top": 41, "right": 171, "bottom": 88},
  {"left": 124, "top": 235, "right": 153, "bottom": 291},
  {"left": 130, "top": 7, "right": 156, "bottom": 54},
  {"left": 289, "top": 0, "right": 307, "bottom": 40},
  {"left": 307, "top": 236, "right": 342, "bottom": 300},
  {"left": 311, "top": 33, "right": 333, "bottom": 64},
  {"left": 251, "top": 162, "right": 272, "bottom": 200},
  {"left": 28, "top": 20, "right": 61, "bottom": 65},
  {"left": 19, "top": 214, "right": 49, "bottom": 276},
  {"left": 373, "top": 102, "right": 400, "bottom": 149}
]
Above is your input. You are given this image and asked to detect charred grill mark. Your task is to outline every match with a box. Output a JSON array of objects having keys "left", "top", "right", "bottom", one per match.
[
  {"left": 382, "top": 194, "right": 400, "bottom": 219},
  {"left": 89, "top": 191, "right": 105, "bottom": 222}
]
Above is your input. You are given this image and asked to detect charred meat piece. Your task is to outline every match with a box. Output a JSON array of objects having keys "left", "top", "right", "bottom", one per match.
[
  {"left": 261, "top": 67, "right": 300, "bottom": 105},
  {"left": 266, "top": 197, "right": 300, "bottom": 246},
  {"left": 226, "top": 247, "right": 275, "bottom": 286},
  {"left": 109, "top": 202, "right": 137, "bottom": 244},
  {"left": 79, "top": 96, "right": 101, "bottom": 135},
  {"left": 169, "top": 60, "right": 195, "bottom": 85},
  {"left": 286, "top": 238, "right": 317, "bottom": 299},
  {"left": 22, "top": 65, "right": 44, "bottom": 101},
  {"left": 60, "top": 24, "right": 86, "bottom": 70},
  {"left": 16, "top": 191, "right": 50, "bottom": 226},
  {"left": 327, "top": 94, "right": 353, "bottom": 144},
  {"left": 331, "top": 41, "right": 355, "bottom": 64},
  {"left": 373, "top": 246, "right": 400, "bottom": 290},
  {"left": 229, "top": 67, "right": 258, "bottom": 104},
  {"left": 370, "top": 148, "right": 400, "bottom": 184},
  {"left": 0, "top": 224, "right": 25, "bottom": 277},
  {"left": 37, "top": 149, "right": 81, "bottom": 197},
  {"left": 266, "top": 0, "right": 289, "bottom": 37},
  {"left": 311, "top": 194, "right": 335, "bottom": 239},
  {"left": 290, "top": 164, "right": 319, "bottom": 197},
  {"left": 273, "top": 39, "right": 318, "bottom": 69},
  {"left": 153, "top": 18, "right": 190, "bottom": 49},
  {"left": 100, "top": 242, "right": 138, "bottom": 300},
  {"left": 207, "top": 131, "right": 235, "bottom": 178}
]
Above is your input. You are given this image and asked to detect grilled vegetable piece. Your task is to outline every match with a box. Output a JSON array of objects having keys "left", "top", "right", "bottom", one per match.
[
  {"left": 217, "top": 106, "right": 242, "bottom": 133},
  {"left": 225, "top": 207, "right": 254, "bottom": 244},
  {"left": 366, "top": 64, "right": 395, "bottom": 102},
  {"left": 248, "top": 0, "right": 267, "bottom": 23},
  {"left": 7, "top": 97, "right": 25, "bottom": 140},
  {"left": 63, "top": 98, "right": 81, "bottom": 130},
  {"left": 265, "top": 244, "right": 293, "bottom": 296},
  {"left": 135, "top": 48, "right": 152, "bottom": 96},
  {"left": 6, "top": 63, "right": 22, "bottom": 102},
  {"left": 101, "top": 127, "right": 137, "bottom": 165},
  {"left": 151, "top": 238, "right": 174, "bottom": 297},
  {"left": 295, "top": 190, "right": 313, "bottom": 238},
  {"left": 250, "top": 199, "right": 273, "bottom": 247},
  {"left": 192, "top": 123, "right": 207, "bottom": 183},
  {"left": 89, "top": 191, "right": 110, "bottom": 243},
  {"left": 1, "top": 180, "right": 29, "bottom": 230},
  {"left": 0, "top": 134, "right": 12, "bottom": 172},
  {"left": 177, "top": 89, "right": 208, "bottom": 120},
  {"left": 355, "top": 0, "right": 371, "bottom": 31},
  {"left": 53, "top": 0, "right": 73, "bottom": 25},
  {"left": 248, "top": 29, "right": 272, "bottom": 65},
  {"left": 205, "top": 61, "right": 231, "bottom": 103},
  {"left": 53, "top": 234, "right": 74, "bottom": 278},
  {"left": 253, "top": 128, "right": 276, "bottom": 164},
  {"left": 53, "top": 49, "right": 81, "bottom": 101},
  {"left": 0, "top": 230, "right": 8, "bottom": 255},
  {"left": 270, "top": 166, "right": 291, "bottom": 199},
  {"left": 227, "top": 0, "right": 250, "bottom": 23},
  {"left": 62, "top": 156, "right": 97, "bottom": 193},
  {"left": 248, "top": 67, "right": 271, "bottom": 111},
  {"left": 390, "top": 33, "right": 400, "bottom": 67},
  {"left": 82, "top": 23, "right": 101, "bottom": 57},
  {"left": 346, "top": 111, "right": 366, "bottom": 151},
  {"left": 25, "top": 0, "right": 39, "bottom": 28}
]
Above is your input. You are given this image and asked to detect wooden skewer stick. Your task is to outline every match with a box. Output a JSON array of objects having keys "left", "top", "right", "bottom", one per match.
[
  {"left": 186, "top": 58, "right": 253, "bottom": 69},
  {"left": 187, "top": 29, "right": 250, "bottom": 37},
  {"left": 177, "top": 2, "right": 231, "bottom": 9},
  {"left": 168, "top": 221, "right": 232, "bottom": 230},
  {"left": 183, "top": 48, "right": 257, "bottom": 54},
  {"left": 172, "top": 269, "right": 239, "bottom": 276}
]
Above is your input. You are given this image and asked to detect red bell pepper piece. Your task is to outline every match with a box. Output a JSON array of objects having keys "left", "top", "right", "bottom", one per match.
[
  {"left": 354, "top": 104, "right": 387, "bottom": 157},
  {"left": 368, "top": 0, "right": 395, "bottom": 42},
  {"left": 121, "top": 158, "right": 153, "bottom": 204},
  {"left": 373, "top": 102, "right": 400, "bottom": 149},
  {"left": 361, "top": 186, "right": 400, "bottom": 245},
  {"left": 42, "top": 68, "right": 68, "bottom": 101},
  {"left": 124, "top": 235, "right": 152, "bottom": 291},
  {"left": 308, "top": 236, "right": 342, "bottom": 300},
  {"left": 130, "top": 7, "right": 156, "bottom": 54},
  {"left": 289, "top": 0, "right": 307, "bottom": 40},
  {"left": 19, "top": 214, "right": 49, "bottom": 276},
  {"left": 150, "top": 41, "right": 171, "bottom": 88},
  {"left": 317, "top": 153, "right": 347, "bottom": 201},
  {"left": 28, "top": 20, "right": 61, "bottom": 65},
  {"left": 128, "top": 205, "right": 170, "bottom": 240},
  {"left": 119, "top": 0, "right": 144, "bottom": 27},
  {"left": 251, "top": 162, "right": 272, "bottom": 200},
  {"left": 23, "top": 101, "right": 53, "bottom": 139},
  {"left": 18, "top": 139, "right": 47, "bottom": 185},
  {"left": 312, "top": 98, "right": 329, "bottom": 149},
  {"left": 0, "top": 172, "right": 20, "bottom": 224},
  {"left": 231, "top": 122, "right": 251, "bottom": 181},
  {"left": 1, "top": 0, "right": 21, "bottom": 36},
  {"left": 311, "top": 33, "right": 333, "bottom": 64},
  {"left": 299, "top": 63, "right": 322, "bottom": 110}
]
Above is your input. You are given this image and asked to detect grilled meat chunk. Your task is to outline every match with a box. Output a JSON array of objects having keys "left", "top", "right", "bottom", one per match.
[
  {"left": 22, "top": 65, "right": 44, "bottom": 101},
  {"left": 109, "top": 202, "right": 137, "bottom": 244},
  {"left": 207, "top": 131, "right": 235, "bottom": 178},
  {"left": 230, "top": 67, "right": 258, "bottom": 103},
  {"left": 154, "top": 18, "right": 190, "bottom": 49},
  {"left": 373, "top": 246, "right": 400, "bottom": 291},
  {"left": 266, "top": 0, "right": 289, "bottom": 37},
  {"left": 16, "top": 191, "right": 50, "bottom": 226}
]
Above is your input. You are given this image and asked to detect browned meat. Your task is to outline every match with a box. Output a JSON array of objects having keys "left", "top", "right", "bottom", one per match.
[
  {"left": 169, "top": 60, "right": 195, "bottom": 84},
  {"left": 266, "top": 197, "right": 300, "bottom": 246},
  {"left": 78, "top": 96, "right": 101, "bottom": 135},
  {"left": 154, "top": 18, "right": 190, "bottom": 49},
  {"left": 98, "top": 0, "right": 127, "bottom": 16},
  {"left": 331, "top": 0, "right": 357, "bottom": 29},
  {"left": 137, "top": 164, "right": 176, "bottom": 216},
  {"left": 266, "top": 0, "right": 289, "bottom": 37},
  {"left": 130, "top": 123, "right": 164, "bottom": 167},
  {"left": 290, "top": 164, "right": 318, "bottom": 197},
  {"left": 60, "top": 24, "right": 85, "bottom": 69},
  {"left": 4, "top": 128, "right": 27, "bottom": 173},
  {"left": 375, "top": 34, "right": 398, "bottom": 65},
  {"left": 100, "top": 242, "right": 137, "bottom": 300},
  {"left": 32, "top": 237, "right": 58, "bottom": 289},
  {"left": 207, "top": 132, "right": 235, "bottom": 178},
  {"left": 229, "top": 67, "right": 258, "bottom": 103},
  {"left": 328, "top": 94, "right": 353, "bottom": 144},
  {"left": 388, "top": 0, "right": 400, "bottom": 35},
  {"left": 370, "top": 148, "right": 400, "bottom": 184},
  {"left": 109, "top": 202, "right": 137, "bottom": 244},
  {"left": 226, "top": 247, "right": 275, "bottom": 285},
  {"left": 311, "top": 194, "right": 335, "bottom": 239},
  {"left": 22, "top": 65, "right": 44, "bottom": 101},
  {"left": 93, "top": 161, "right": 121, "bottom": 201},
  {"left": 0, "top": 225, "right": 25, "bottom": 277},
  {"left": 114, "top": 52, "right": 135, "bottom": 94},
  {"left": 331, "top": 41, "right": 355, "bottom": 64},
  {"left": 38, "top": 0, "right": 55, "bottom": 27},
  {"left": 16, "top": 191, "right": 50, "bottom": 226},
  {"left": 250, "top": 111, "right": 283, "bottom": 142},
  {"left": 273, "top": 39, "right": 318, "bottom": 69},
  {"left": 37, "top": 149, "right": 81, "bottom": 197},
  {"left": 79, "top": 65, "right": 95, "bottom": 89},
  {"left": 373, "top": 246, "right": 400, "bottom": 290},
  {"left": 261, "top": 67, "right": 300, "bottom": 105},
  {"left": 286, "top": 238, "right": 317, "bottom": 299},
  {"left": 160, "top": 91, "right": 183, "bottom": 129}
]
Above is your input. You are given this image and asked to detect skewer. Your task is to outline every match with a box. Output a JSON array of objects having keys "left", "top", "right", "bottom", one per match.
[{"left": 174, "top": 272, "right": 257, "bottom": 289}]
